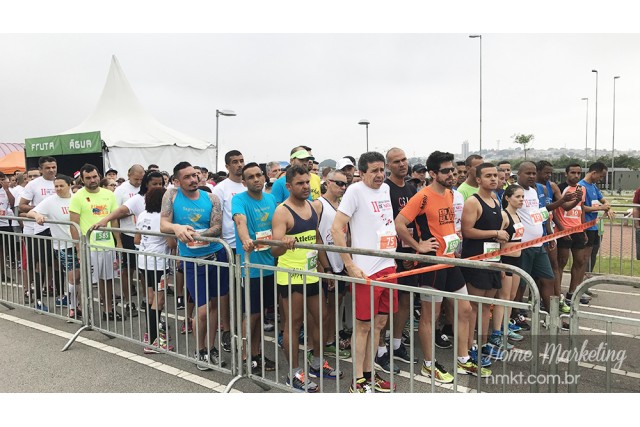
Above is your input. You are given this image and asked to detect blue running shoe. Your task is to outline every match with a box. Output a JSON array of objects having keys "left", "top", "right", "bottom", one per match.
[
  {"left": 55, "top": 295, "right": 68, "bottom": 307},
  {"left": 35, "top": 301, "right": 49, "bottom": 312},
  {"left": 468, "top": 345, "right": 492, "bottom": 367},
  {"left": 277, "top": 332, "right": 283, "bottom": 348},
  {"left": 507, "top": 321, "right": 522, "bottom": 332},
  {"left": 482, "top": 343, "right": 506, "bottom": 360},
  {"left": 488, "top": 331, "right": 514, "bottom": 350}
]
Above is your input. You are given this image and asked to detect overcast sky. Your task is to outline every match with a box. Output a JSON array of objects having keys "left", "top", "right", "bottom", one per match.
[{"left": 2, "top": 11, "right": 639, "bottom": 169}]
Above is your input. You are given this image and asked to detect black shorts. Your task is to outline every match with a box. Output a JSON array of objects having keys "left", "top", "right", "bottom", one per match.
[
  {"left": 419, "top": 262, "right": 466, "bottom": 293},
  {"left": 277, "top": 282, "right": 320, "bottom": 299},
  {"left": 322, "top": 270, "right": 349, "bottom": 295},
  {"left": 501, "top": 255, "right": 521, "bottom": 277},
  {"left": 242, "top": 274, "right": 275, "bottom": 314},
  {"left": 25, "top": 229, "right": 53, "bottom": 268},
  {"left": 585, "top": 230, "right": 600, "bottom": 247},
  {"left": 395, "top": 257, "right": 419, "bottom": 293},
  {"left": 139, "top": 268, "right": 167, "bottom": 289},
  {"left": 461, "top": 266, "right": 502, "bottom": 290},
  {"left": 119, "top": 234, "right": 137, "bottom": 268},
  {"left": 557, "top": 232, "right": 587, "bottom": 250}
]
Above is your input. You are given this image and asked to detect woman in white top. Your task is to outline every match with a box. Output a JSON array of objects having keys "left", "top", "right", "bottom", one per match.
[
  {"left": 28, "top": 175, "right": 82, "bottom": 319},
  {"left": 134, "top": 187, "right": 176, "bottom": 353}
]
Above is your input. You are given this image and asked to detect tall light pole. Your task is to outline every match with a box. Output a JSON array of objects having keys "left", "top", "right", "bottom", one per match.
[
  {"left": 215, "top": 109, "right": 236, "bottom": 171},
  {"left": 358, "top": 119, "right": 370, "bottom": 152},
  {"left": 581, "top": 97, "right": 589, "bottom": 168},
  {"left": 592, "top": 69, "right": 599, "bottom": 157},
  {"left": 612, "top": 76, "right": 620, "bottom": 192},
  {"left": 469, "top": 34, "right": 482, "bottom": 155}
]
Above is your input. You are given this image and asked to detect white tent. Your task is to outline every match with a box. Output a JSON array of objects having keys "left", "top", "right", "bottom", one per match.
[{"left": 63, "top": 55, "right": 216, "bottom": 174}]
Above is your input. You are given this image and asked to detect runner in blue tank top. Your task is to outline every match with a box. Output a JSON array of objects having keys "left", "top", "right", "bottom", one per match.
[{"left": 160, "top": 161, "right": 227, "bottom": 370}]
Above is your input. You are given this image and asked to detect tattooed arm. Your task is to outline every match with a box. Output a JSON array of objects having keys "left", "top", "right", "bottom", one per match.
[
  {"left": 160, "top": 188, "right": 196, "bottom": 243},
  {"left": 200, "top": 192, "right": 222, "bottom": 238}
]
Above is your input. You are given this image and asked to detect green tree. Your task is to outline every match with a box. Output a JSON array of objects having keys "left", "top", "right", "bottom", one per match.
[{"left": 512, "top": 133, "right": 534, "bottom": 160}]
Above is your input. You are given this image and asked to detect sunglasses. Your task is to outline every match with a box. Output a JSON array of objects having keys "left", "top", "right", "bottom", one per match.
[
  {"left": 438, "top": 167, "right": 456, "bottom": 175},
  {"left": 329, "top": 179, "right": 347, "bottom": 188}
]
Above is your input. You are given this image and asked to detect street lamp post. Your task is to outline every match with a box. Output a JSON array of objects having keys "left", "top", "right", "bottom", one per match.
[
  {"left": 581, "top": 97, "right": 589, "bottom": 169},
  {"left": 215, "top": 109, "right": 237, "bottom": 171},
  {"left": 469, "top": 34, "right": 482, "bottom": 155},
  {"left": 612, "top": 76, "right": 620, "bottom": 192},
  {"left": 358, "top": 119, "right": 370, "bottom": 152},
  {"left": 592, "top": 69, "right": 599, "bottom": 157}
]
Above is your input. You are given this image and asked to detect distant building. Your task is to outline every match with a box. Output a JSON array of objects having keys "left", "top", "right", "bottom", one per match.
[{"left": 461, "top": 140, "right": 469, "bottom": 159}]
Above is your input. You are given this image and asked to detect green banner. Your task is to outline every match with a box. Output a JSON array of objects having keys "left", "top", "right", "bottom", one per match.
[{"left": 25, "top": 131, "right": 101, "bottom": 157}]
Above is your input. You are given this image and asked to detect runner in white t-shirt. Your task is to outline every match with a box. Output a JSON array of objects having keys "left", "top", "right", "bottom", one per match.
[
  {"left": 332, "top": 151, "right": 397, "bottom": 393},
  {"left": 113, "top": 164, "right": 145, "bottom": 304},
  {"left": 0, "top": 172, "right": 16, "bottom": 280},
  {"left": 18, "top": 157, "right": 57, "bottom": 311},
  {"left": 28, "top": 174, "right": 82, "bottom": 318},
  {"left": 211, "top": 150, "right": 246, "bottom": 353}
]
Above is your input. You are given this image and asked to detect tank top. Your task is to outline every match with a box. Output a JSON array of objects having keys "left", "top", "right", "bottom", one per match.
[
  {"left": 173, "top": 189, "right": 222, "bottom": 257},
  {"left": 504, "top": 210, "right": 524, "bottom": 243},
  {"left": 276, "top": 201, "right": 320, "bottom": 285},
  {"left": 317, "top": 197, "right": 345, "bottom": 273},
  {"left": 461, "top": 193, "right": 503, "bottom": 259}
]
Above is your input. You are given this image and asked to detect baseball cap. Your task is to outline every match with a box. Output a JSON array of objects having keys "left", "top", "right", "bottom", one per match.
[
  {"left": 290, "top": 149, "right": 315, "bottom": 160},
  {"left": 412, "top": 164, "right": 427, "bottom": 173},
  {"left": 106, "top": 168, "right": 118, "bottom": 175},
  {"left": 336, "top": 158, "right": 354, "bottom": 170}
]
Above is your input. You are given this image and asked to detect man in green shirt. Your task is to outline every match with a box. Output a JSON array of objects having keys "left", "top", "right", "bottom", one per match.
[
  {"left": 456, "top": 154, "right": 483, "bottom": 200},
  {"left": 69, "top": 164, "right": 123, "bottom": 321}
]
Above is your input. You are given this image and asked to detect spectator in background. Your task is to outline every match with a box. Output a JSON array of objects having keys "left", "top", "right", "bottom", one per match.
[
  {"left": 105, "top": 169, "right": 118, "bottom": 180},
  {"left": 310, "top": 161, "right": 320, "bottom": 176},
  {"left": 266, "top": 161, "right": 282, "bottom": 180},
  {"left": 497, "top": 161, "right": 512, "bottom": 189},
  {"left": 455, "top": 161, "right": 467, "bottom": 189},
  {"left": 336, "top": 157, "right": 356, "bottom": 187},
  {"left": 457, "top": 154, "right": 484, "bottom": 201},
  {"left": 411, "top": 164, "right": 427, "bottom": 190},
  {"left": 100, "top": 178, "right": 118, "bottom": 191},
  {"left": 148, "top": 164, "right": 160, "bottom": 172}
]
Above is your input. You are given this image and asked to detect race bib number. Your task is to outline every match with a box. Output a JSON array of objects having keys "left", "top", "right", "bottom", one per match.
[
  {"left": 442, "top": 233, "right": 461, "bottom": 256},
  {"left": 400, "top": 227, "right": 414, "bottom": 248},
  {"left": 95, "top": 231, "right": 111, "bottom": 242},
  {"left": 377, "top": 230, "right": 397, "bottom": 251},
  {"left": 255, "top": 229, "right": 273, "bottom": 251},
  {"left": 483, "top": 242, "right": 501, "bottom": 262},
  {"left": 565, "top": 206, "right": 581, "bottom": 219},
  {"left": 186, "top": 229, "right": 210, "bottom": 248},
  {"left": 513, "top": 222, "right": 525, "bottom": 239},
  {"left": 531, "top": 207, "right": 549, "bottom": 225},
  {"left": 306, "top": 250, "right": 318, "bottom": 271}
]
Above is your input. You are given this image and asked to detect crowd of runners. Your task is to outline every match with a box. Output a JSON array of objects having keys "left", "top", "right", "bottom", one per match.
[{"left": 0, "top": 146, "right": 616, "bottom": 393}]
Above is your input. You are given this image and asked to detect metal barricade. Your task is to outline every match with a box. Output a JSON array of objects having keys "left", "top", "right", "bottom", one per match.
[
  {"left": 568, "top": 274, "right": 640, "bottom": 392},
  {"left": 0, "top": 216, "right": 88, "bottom": 351},
  {"left": 83, "top": 227, "right": 238, "bottom": 378},
  {"left": 229, "top": 240, "right": 543, "bottom": 393}
]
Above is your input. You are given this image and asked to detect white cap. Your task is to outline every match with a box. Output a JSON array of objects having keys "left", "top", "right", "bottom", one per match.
[{"left": 336, "top": 158, "right": 354, "bottom": 170}]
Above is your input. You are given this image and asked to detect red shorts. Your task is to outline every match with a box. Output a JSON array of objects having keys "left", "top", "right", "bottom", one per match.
[{"left": 354, "top": 266, "right": 398, "bottom": 321}]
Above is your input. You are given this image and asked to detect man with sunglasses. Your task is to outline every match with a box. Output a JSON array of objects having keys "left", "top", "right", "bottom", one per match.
[{"left": 312, "top": 169, "right": 351, "bottom": 359}]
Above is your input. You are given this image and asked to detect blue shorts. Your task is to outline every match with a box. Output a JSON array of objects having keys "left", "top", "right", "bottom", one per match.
[
  {"left": 184, "top": 248, "right": 229, "bottom": 307},
  {"left": 242, "top": 274, "right": 275, "bottom": 315},
  {"left": 55, "top": 248, "right": 80, "bottom": 272}
]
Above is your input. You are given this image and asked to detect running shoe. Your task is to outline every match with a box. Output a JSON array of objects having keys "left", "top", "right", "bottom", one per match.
[
  {"left": 208, "top": 347, "right": 225, "bottom": 367},
  {"left": 102, "top": 310, "right": 122, "bottom": 321},
  {"left": 339, "top": 337, "right": 351, "bottom": 351},
  {"left": 195, "top": 348, "right": 212, "bottom": 371},
  {"left": 375, "top": 350, "right": 400, "bottom": 374},
  {"left": 221, "top": 330, "right": 232, "bottom": 353},
  {"left": 374, "top": 373, "right": 396, "bottom": 393},
  {"left": 481, "top": 343, "right": 506, "bottom": 360},
  {"left": 35, "top": 301, "right": 49, "bottom": 312},
  {"left": 349, "top": 377, "right": 373, "bottom": 393},
  {"left": 277, "top": 332, "right": 283, "bottom": 348},
  {"left": 468, "top": 345, "right": 492, "bottom": 367},
  {"left": 180, "top": 320, "right": 193, "bottom": 334},
  {"left": 392, "top": 343, "right": 418, "bottom": 364},
  {"left": 441, "top": 324, "right": 455, "bottom": 338},
  {"left": 325, "top": 343, "right": 351, "bottom": 359},
  {"left": 143, "top": 332, "right": 149, "bottom": 344},
  {"left": 488, "top": 331, "right": 514, "bottom": 350},
  {"left": 511, "top": 314, "right": 531, "bottom": 331},
  {"left": 263, "top": 322, "right": 275, "bottom": 332},
  {"left": 561, "top": 320, "right": 570, "bottom": 331},
  {"left": 559, "top": 298, "right": 571, "bottom": 314},
  {"left": 507, "top": 321, "right": 522, "bottom": 333},
  {"left": 566, "top": 292, "right": 590, "bottom": 305},
  {"left": 457, "top": 359, "right": 492, "bottom": 377},
  {"left": 421, "top": 360, "right": 454, "bottom": 384},
  {"left": 505, "top": 329, "right": 524, "bottom": 342},
  {"left": 286, "top": 371, "right": 318, "bottom": 392},
  {"left": 309, "top": 359, "right": 343, "bottom": 379},
  {"left": 125, "top": 302, "right": 138, "bottom": 318},
  {"left": 68, "top": 308, "right": 82, "bottom": 319},
  {"left": 55, "top": 295, "right": 68, "bottom": 307},
  {"left": 176, "top": 296, "right": 185, "bottom": 310},
  {"left": 435, "top": 331, "right": 453, "bottom": 349},
  {"left": 144, "top": 337, "right": 174, "bottom": 354},
  {"left": 250, "top": 354, "right": 276, "bottom": 373}
]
